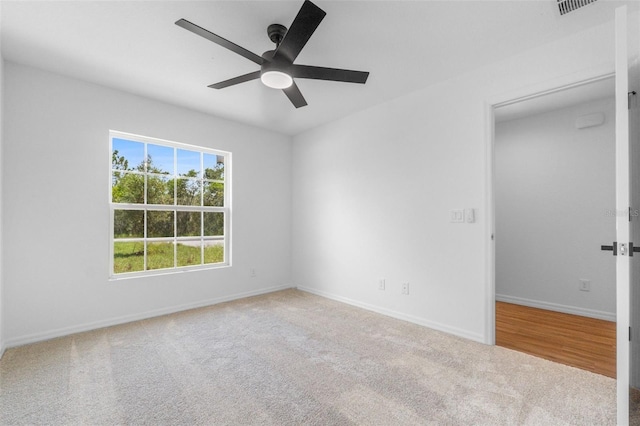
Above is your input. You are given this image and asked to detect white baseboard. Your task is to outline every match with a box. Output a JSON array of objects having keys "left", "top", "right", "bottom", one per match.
[
  {"left": 297, "top": 286, "right": 485, "bottom": 343},
  {"left": 495, "top": 294, "right": 616, "bottom": 322},
  {"left": 4, "top": 284, "right": 293, "bottom": 349}
]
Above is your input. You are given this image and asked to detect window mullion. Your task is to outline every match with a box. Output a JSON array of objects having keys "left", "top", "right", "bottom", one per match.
[
  {"left": 173, "top": 147, "right": 177, "bottom": 207},
  {"left": 200, "top": 152, "right": 204, "bottom": 208},
  {"left": 143, "top": 209, "right": 148, "bottom": 271}
]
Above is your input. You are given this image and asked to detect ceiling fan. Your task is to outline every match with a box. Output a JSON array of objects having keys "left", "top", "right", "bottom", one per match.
[{"left": 175, "top": 0, "right": 369, "bottom": 108}]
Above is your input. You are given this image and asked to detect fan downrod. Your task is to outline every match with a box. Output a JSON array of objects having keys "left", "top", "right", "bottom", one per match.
[{"left": 267, "top": 24, "right": 287, "bottom": 46}]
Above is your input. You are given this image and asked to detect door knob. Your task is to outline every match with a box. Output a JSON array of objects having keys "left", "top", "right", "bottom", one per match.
[
  {"left": 601, "top": 242, "right": 617, "bottom": 256},
  {"left": 600, "top": 242, "right": 640, "bottom": 256}
]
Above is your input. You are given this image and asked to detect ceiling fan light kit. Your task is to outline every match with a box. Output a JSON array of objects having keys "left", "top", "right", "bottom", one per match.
[
  {"left": 261, "top": 71, "right": 293, "bottom": 90},
  {"left": 176, "top": 0, "right": 369, "bottom": 108}
]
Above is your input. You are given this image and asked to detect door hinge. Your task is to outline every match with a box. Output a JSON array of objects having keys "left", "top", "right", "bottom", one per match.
[
  {"left": 630, "top": 326, "right": 632, "bottom": 342},
  {"left": 630, "top": 91, "right": 637, "bottom": 110},
  {"left": 630, "top": 207, "right": 633, "bottom": 222}
]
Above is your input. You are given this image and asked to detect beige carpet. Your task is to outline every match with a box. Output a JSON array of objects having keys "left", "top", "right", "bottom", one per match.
[{"left": 0, "top": 289, "right": 615, "bottom": 425}]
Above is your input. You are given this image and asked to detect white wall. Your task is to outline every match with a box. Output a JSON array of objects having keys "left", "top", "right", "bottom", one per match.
[
  {"left": 495, "top": 98, "right": 616, "bottom": 320},
  {"left": 3, "top": 62, "right": 292, "bottom": 346},
  {"left": 292, "top": 19, "right": 618, "bottom": 343}
]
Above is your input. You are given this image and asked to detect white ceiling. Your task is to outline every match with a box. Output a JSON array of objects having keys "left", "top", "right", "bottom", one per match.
[{"left": 0, "top": 0, "right": 634, "bottom": 135}]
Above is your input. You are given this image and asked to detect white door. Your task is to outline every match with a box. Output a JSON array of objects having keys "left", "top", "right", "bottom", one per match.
[
  {"left": 615, "top": 5, "right": 640, "bottom": 425},
  {"left": 630, "top": 79, "right": 640, "bottom": 423}
]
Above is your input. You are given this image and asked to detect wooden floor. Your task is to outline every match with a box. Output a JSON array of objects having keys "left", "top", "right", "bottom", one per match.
[{"left": 496, "top": 302, "right": 616, "bottom": 378}]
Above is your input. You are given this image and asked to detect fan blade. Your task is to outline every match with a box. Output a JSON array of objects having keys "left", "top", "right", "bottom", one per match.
[
  {"left": 273, "top": 1, "right": 326, "bottom": 64},
  {"left": 291, "top": 65, "right": 369, "bottom": 84},
  {"left": 208, "top": 71, "right": 261, "bottom": 89},
  {"left": 176, "top": 19, "right": 265, "bottom": 65},
  {"left": 283, "top": 82, "right": 308, "bottom": 108}
]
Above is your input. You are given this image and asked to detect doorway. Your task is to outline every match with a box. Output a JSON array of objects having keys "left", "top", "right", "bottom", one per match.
[{"left": 492, "top": 77, "right": 617, "bottom": 377}]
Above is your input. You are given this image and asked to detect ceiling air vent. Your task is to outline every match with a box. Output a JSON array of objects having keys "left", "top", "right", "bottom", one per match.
[{"left": 557, "top": 0, "right": 598, "bottom": 15}]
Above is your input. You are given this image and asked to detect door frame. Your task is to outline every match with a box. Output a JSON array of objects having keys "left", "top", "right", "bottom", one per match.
[{"left": 484, "top": 65, "right": 615, "bottom": 346}]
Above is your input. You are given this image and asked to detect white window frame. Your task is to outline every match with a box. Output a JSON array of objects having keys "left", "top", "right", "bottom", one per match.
[{"left": 109, "top": 130, "right": 231, "bottom": 279}]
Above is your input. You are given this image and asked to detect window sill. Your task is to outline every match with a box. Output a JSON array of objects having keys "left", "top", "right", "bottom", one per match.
[{"left": 108, "top": 263, "right": 231, "bottom": 281}]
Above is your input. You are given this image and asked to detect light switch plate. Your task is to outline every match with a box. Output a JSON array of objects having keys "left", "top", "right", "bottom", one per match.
[
  {"left": 465, "top": 208, "right": 475, "bottom": 223},
  {"left": 450, "top": 209, "right": 464, "bottom": 223}
]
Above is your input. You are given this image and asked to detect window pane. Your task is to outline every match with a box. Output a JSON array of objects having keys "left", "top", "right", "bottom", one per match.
[
  {"left": 114, "top": 210, "right": 144, "bottom": 238},
  {"left": 112, "top": 172, "right": 144, "bottom": 204},
  {"left": 147, "top": 210, "right": 174, "bottom": 238},
  {"left": 203, "top": 182, "right": 224, "bottom": 207},
  {"left": 204, "top": 154, "right": 224, "bottom": 180},
  {"left": 147, "top": 242, "right": 174, "bottom": 270},
  {"left": 147, "top": 175, "right": 174, "bottom": 205},
  {"left": 177, "top": 211, "right": 201, "bottom": 237},
  {"left": 203, "top": 212, "right": 224, "bottom": 236},
  {"left": 177, "top": 241, "right": 202, "bottom": 267},
  {"left": 204, "top": 240, "right": 224, "bottom": 264},
  {"left": 111, "top": 133, "right": 229, "bottom": 275},
  {"left": 177, "top": 149, "right": 200, "bottom": 177},
  {"left": 112, "top": 138, "right": 144, "bottom": 171},
  {"left": 113, "top": 241, "right": 144, "bottom": 273},
  {"left": 147, "top": 144, "right": 174, "bottom": 175},
  {"left": 177, "top": 178, "right": 201, "bottom": 206}
]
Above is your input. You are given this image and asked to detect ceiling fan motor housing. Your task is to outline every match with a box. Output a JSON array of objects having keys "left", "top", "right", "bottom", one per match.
[
  {"left": 261, "top": 52, "right": 290, "bottom": 72},
  {"left": 262, "top": 24, "right": 292, "bottom": 88}
]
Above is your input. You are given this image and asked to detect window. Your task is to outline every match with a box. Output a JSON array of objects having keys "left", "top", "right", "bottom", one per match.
[{"left": 110, "top": 131, "right": 230, "bottom": 277}]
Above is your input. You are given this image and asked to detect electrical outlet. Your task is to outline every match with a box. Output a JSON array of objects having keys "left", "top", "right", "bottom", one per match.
[
  {"left": 401, "top": 282, "right": 409, "bottom": 295},
  {"left": 378, "top": 278, "right": 386, "bottom": 291},
  {"left": 579, "top": 279, "right": 590, "bottom": 292},
  {"left": 250, "top": 268, "right": 256, "bottom": 277}
]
